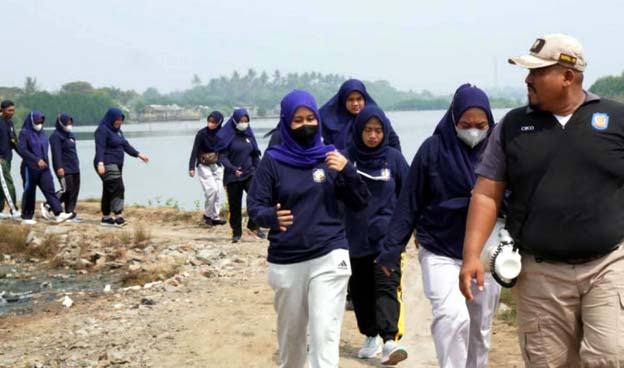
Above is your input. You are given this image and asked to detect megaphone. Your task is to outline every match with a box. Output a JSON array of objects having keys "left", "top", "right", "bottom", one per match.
[{"left": 480, "top": 220, "right": 522, "bottom": 288}]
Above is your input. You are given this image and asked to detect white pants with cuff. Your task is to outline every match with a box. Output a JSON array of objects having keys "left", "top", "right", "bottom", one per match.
[
  {"left": 197, "top": 163, "right": 223, "bottom": 219},
  {"left": 268, "top": 248, "right": 351, "bottom": 368},
  {"left": 419, "top": 247, "right": 501, "bottom": 368}
]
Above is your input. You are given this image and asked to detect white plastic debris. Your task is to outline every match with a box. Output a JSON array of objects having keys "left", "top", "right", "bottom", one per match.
[
  {"left": 61, "top": 295, "right": 73, "bottom": 308},
  {"left": 103, "top": 284, "right": 112, "bottom": 293}
]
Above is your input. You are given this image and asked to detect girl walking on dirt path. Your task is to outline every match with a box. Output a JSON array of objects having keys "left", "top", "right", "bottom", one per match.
[
  {"left": 94, "top": 107, "right": 149, "bottom": 228},
  {"left": 188, "top": 111, "right": 227, "bottom": 227},
  {"left": 248, "top": 90, "right": 369, "bottom": 368},
  {"left": 216, "top": 108, "right": 264, "bottom": 243}
]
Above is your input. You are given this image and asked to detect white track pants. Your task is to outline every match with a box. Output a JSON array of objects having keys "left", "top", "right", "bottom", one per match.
[
  {"left": 419, "top": 247, "right": 501, "bottom": 368},
  {"left": 268, "top": 248, "right": 351, "bottom": 368},
  {"left": 197, "top": 163, "right": 223, "bottom": 219}
]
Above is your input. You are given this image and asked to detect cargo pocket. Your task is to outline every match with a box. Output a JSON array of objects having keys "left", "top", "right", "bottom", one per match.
[{"left": 518, "top": 318, "right": 544, "bottom": 366}]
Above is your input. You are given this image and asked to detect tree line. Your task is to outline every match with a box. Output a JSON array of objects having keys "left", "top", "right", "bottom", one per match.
[{"left": 0, "top": 70, "right": 526, "bottom": 126}]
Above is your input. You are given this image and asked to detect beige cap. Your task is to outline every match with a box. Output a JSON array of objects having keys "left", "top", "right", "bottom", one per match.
[{"left": 509, "top": 33, "right": 587, "bottom": 72}]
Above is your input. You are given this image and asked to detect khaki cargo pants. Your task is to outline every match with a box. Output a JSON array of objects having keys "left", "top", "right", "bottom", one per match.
[{"left": 513, "top": 245, "right": 624, "bottom": 367}]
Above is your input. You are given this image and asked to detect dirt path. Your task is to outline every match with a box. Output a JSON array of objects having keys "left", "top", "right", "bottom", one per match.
[{"left": 0, "top": 205, "right": 522, "bottom": 367}]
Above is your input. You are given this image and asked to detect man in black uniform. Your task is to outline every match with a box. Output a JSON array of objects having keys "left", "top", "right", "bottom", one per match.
[
  {"left": 459, "top": 33, "right": 624, "bottom": 367},
  {"left": 0, "top": 100, "right": 20, "bottom": 219}
]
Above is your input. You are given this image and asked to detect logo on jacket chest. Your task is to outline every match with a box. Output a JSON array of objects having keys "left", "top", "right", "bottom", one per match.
[
  {"left": 591, "top": 113, "right": 609, "bottom": 130},
  {"left": 312, "top": 168, "right": 326, "bottom": 183}
]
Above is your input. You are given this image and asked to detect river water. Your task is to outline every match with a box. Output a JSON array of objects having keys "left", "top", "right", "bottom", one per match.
[{"left": 7, "top": 109, "right": 510, "bottom": 211}]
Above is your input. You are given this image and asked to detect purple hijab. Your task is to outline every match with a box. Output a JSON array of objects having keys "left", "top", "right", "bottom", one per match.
[
  {"left": 267, "top": 90, "right": 335, "bottom": 168},
  {"left": 215, "top": 108, "right": 260, "bottom": 154},
  {"left": 434, "top": 83, "right": 495, "bottom": 196},
  {"left": 319, "top": 79, "right": 378, "bottom": 148}
]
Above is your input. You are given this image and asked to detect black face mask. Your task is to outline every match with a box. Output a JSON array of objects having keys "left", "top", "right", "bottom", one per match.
[{"left": 290, "top": 124, "right": 318, "bottom": 147}]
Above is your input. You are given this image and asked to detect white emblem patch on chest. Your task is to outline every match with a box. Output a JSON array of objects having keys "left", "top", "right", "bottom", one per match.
[{"left": 312, "top": 168, "right": 326, "bottom": 183}]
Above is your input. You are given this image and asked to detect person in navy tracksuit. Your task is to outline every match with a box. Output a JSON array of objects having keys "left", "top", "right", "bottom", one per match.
[
  {"left": 247, "top": 90, "right": 369, "bottom": 368},
  {"left": 319, "top": 79, "right": 402, "bottom": 151},
  {"left": 216, "top": 108, "right": 264, "bottom": 242},
  {"left": 343, "top": 105, "right": 409, "bottom": 365},
  {"left": 377, "top": 84, "right": 501, "bottom": 368},
  {"left": 188, "top": 111, "right": 227, "bottom": 226},
  {"left": 47, "top": 113, "right": 81, "bottom": 220},
  {"left": 94, "top": 107, "right": 149, "bottom": 227},
  {"left": 17, "top": 111, "right": 72, "bottom": 224}
]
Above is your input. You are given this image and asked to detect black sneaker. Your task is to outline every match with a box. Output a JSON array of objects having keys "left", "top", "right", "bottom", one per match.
[
  {"left": 211, "top": 218, "right": 227, "bottom": 226},
  {"left": 114, "top": 217, "right": 127, "bottom": 227},
  {"left": 100, "top": 217, "right": 115, "bottom": 227},
  {"left": 203, "top": 216, "right": 213, "bottom": 226},
  {"left": 232, "top": 235, "right": 241, "bottom": 243}
]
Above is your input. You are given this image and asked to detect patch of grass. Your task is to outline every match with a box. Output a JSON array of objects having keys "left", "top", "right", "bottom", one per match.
[
  {"left": 82, "top": 197, "right": 100, "bottom": 203},
  {"left": 121, "top": 260, "right": 182, "bottom": 286},
  {"left": 133, "top": 224, "right": 152, "bottom": 247},
  {"left": 0, "top": 223, "right": 29, "bottom": 254},
  {"left": 119, "top": 230, "right": 132, "bottom": 245},
  {"left": 498, "top": 287, "right": 517, "bottom": 325},
  {"left": 25, "top": 234, "right": 61, "bottom": 259}
]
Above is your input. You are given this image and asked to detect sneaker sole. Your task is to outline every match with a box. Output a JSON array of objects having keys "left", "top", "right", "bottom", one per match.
[
  {"left": 114, "top": 223, "right": 128, "bottom": 228},
  {"left": 100, "top": 223, "right": 116, "bottom": 227},
  {"left": 358, "top": 349, "right": 382, "bottom": 359},
  {"left": 382, "top": 348, "right": 408, "bottom": 366}
]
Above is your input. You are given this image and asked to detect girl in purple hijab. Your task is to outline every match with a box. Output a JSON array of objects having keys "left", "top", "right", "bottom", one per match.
[
  {"left": 319, "top": 79, "right": 402, "bottom": 151},
  {"left": 248, "top": 90, "right": 369, "bottom": 368},
  {"left": 377, "top": 84, "right": 500, "bottom": 368}
]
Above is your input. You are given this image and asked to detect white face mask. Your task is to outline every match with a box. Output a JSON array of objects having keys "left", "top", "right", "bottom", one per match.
[
  {"left": 455, "top": 126, "right": 487, "bottom": 148},
  {"left": 236, "top": 122, "right": 249, "bottom": 132},
  {"left": 63, "top": 125, "right": 73, "bottom": 133},
  {"left": 33, "top": 123, "right": 43, "bottom": 132}
]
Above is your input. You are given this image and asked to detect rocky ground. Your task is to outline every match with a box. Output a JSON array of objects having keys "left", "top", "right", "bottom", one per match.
[{"left": 0, "top": 203, "right": 523, "bottom": 367}]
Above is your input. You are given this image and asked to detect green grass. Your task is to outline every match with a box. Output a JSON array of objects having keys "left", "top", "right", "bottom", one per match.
[{"left": 498, "top": 288, "right": 517, "bottom": 325}]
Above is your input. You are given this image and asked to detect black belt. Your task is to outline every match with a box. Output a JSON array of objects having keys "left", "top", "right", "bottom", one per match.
[{"left": 532, "top": 245, "right": 621, "bottom": 265}]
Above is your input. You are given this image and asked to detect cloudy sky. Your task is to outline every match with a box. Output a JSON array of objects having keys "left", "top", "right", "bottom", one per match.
[{"left": 3, "top": 0, "right": 623, "bottom": 94}]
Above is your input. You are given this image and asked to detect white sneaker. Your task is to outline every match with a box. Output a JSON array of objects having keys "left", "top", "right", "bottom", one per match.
[
  {"left": 0, "top": 212, "right": 11, "bottom": 219},
  {"left": 358, "top": 336, "right": 382, "bottom": 359},
  {"left": 11, "top": 210, "right": 22, "bottom": 220},
  {"left": 40, "top": 203, "right": 53, "bottom": 221},
  {"left": 381, "top": 340, "right": 408, "bottom": 366},
  {"left": 55, "top": 212, "right": 73, "bottom": 224},
  {"left": 21, "top": 219, "right": 37, "bottom": 225}
]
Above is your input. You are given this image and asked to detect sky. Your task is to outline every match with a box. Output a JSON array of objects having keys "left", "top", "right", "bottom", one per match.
[{"left": 3, "top": 0, "right": 624, "bottom": 95}]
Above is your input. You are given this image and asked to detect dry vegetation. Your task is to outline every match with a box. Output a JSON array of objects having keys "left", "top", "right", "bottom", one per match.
[{"left": 121, "top": 260, "right": 183, "bottom": 286}]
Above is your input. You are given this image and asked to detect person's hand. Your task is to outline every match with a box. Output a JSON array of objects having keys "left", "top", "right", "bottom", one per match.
[
  {"left": 138, "top": 153, "right": 149, "bottom": 163},
  {"left": 189, "top": 170, "right": 195, "bottom": 178},
  {"left": 37, "top": 160, "right": 47, "bottom": 169},
  {"left": 56, "top": 168, "right": 65, "bottom": 177},
  {"left": 276, "top": 203, "right": 293, "bottom": 232},
  {"left": 325, "top": 151, "right": 347, "bottom": 172},
  {"left": 235, "top": 168, "right": 243, "bottom": 177},
  {"left": 459, "top": 255, "right": 485, "bottom": 301},
  {"left": 97, "top": 164, "right": 106, "bottom": 176}
]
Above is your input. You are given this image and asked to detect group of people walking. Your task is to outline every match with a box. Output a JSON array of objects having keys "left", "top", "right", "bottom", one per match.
[
  {"left": 0, "top": 104, "right": 149, "bottom": 227},
  {"left": 191, "top": 33, "right": 624, "bottom": 368},
  {"left": 188, "top": 76, "right": 498, "bottom": 366},
  {"left": 2, "top": 31, "right": 621, "bottom": 368}
]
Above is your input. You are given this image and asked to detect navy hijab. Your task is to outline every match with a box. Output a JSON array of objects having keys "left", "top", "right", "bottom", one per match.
[
  {"left": 319, "top": 79, "right": 377, "bottom": 147},
  {"left": 215, "top": 108, "right": 260, "bottom": 154},
  {"left": 202, "top": 111, "right": 224, "bottom": 148},
  {"left": 99, "top": 107, "right": 125, "bottom": 132},
  {"left": 434, "top": 83, "right": 494, "bottom": 198},
  {"left": 267, "top": 90, "right": 335, "bottom": 168},
  {"left": 347, "top": 105, "right": 391, "bottom": 170},
  {"left": 55, "top": 113, "right": 75, "bottom": 139},
  {"left": 20, "top": 110, "right": 47, "bottom": 158}
]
